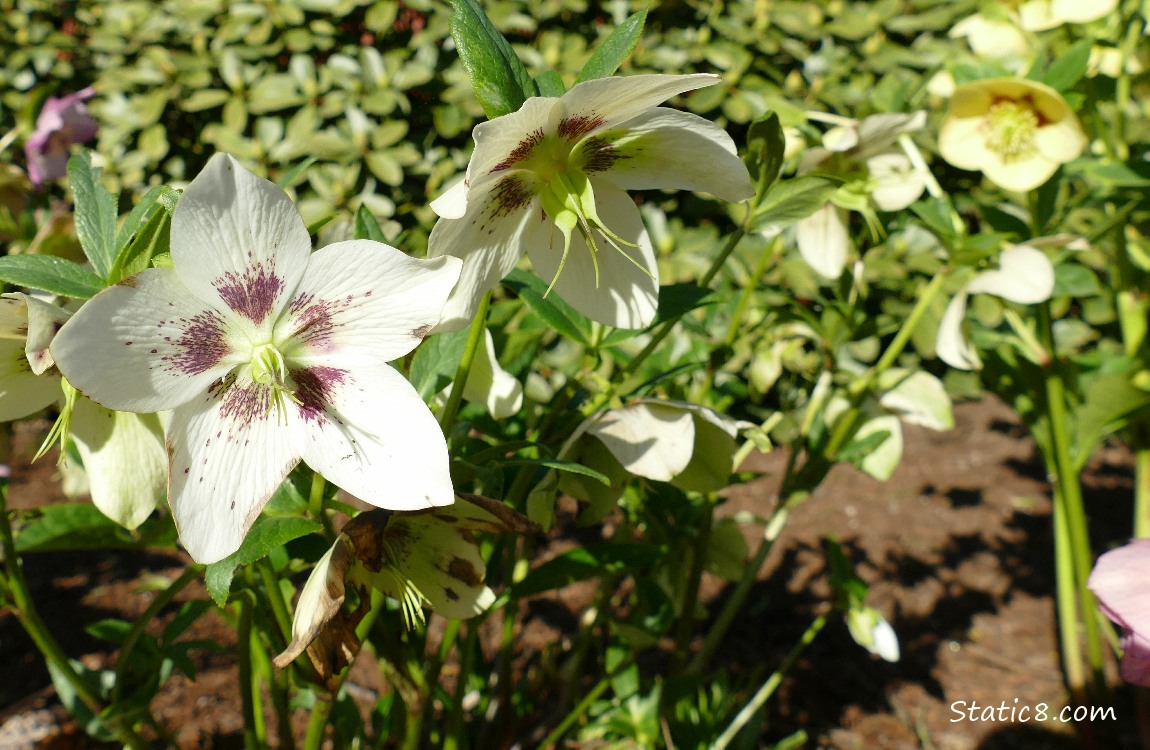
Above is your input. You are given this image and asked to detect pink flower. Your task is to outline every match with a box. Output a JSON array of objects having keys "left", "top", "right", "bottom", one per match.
[
  {"left": 1088, "top": 539, "right": 1150, "bottom": 686},
  {"left": 24, "top": 87, "right": 99, "bottom": 187}
]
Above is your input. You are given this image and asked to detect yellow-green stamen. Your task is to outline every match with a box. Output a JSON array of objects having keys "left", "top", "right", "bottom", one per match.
[{"left": 984, "top": 101, "right": 1039, "bottom": 162}]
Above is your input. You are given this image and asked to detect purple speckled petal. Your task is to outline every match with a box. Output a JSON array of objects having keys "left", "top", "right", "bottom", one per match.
[
  {"left": 167, "top": 379, "right": 304, "bottom": 564},
  {"left": 298, "top": 363, "right": 453, "bottom": 511},
  {"left": 277, "top": 240, "right": 461, "bottom": 365},
  {"left": 426, "top": 182, "right": 551, "bottom": 332},
  {"left": 556, "top": 74, "right": 719, "bottom": 140},
  {"left": 171, "top": 154, "right": 310, "bottom": 331},
  {"left": 50, "top": 267, "right": 241, "bottom": 413}
]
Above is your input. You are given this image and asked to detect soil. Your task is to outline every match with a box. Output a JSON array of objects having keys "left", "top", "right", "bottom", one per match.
[{"left": 0, "top": 396, "right": 1141, "bottom": 749}]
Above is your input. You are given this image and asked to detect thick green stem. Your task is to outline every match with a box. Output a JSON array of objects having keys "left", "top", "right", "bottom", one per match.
[
  {"left": 1037, "top": 302, "right": 1106, "bottom": 698},
  {"left": 112, "top": 565, "right": 199, "bottom": 705},
  {"left": 1136, "top": 447, "right": 1150, "bottom": 538},
  {"left": 1053, "top": 479, "right": 1087, "bottom": 702},
  {"left": 236, "top": 593, "right": 262, "bottom": 750},
  {"left": 439, "top": 291, "right": 492, "bottom": 433},
  {"left": 303, "top": 695, "right": 333, "bottom": 750},
  {"left": 0, "top": 483, "right": 153, "bottom": 750},
  {"left": 711, "top": 613, "right": 827, "bottom": 750}
]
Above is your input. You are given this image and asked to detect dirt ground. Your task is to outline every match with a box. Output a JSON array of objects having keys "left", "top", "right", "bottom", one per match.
[{"left": 0, "top": 396, "right": 1141, "bottom": 749}]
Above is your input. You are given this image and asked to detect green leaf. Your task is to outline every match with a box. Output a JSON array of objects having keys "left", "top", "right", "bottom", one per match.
[
  {"left": 115, "top": 204, "right": 172, "bottom": 279},
  {"left": 353, "top": 205, "right": 387, "bottom": 242},
  {"left": 744, "top": 112, "right": 785, "bottom": 199},
  {"left": 449, "top": 0, "right": 538, "bottom": 118},
  {"left": 114, "top": 185, "right": 165, "bottom": 257},
  {"left": 653, "top": 283, "right": 715, "bottom": 325},
  {"left": 409, "top": 328, "right": 469, "bottom": 400},
  {"left": 575, "top": 9, "right": 647, "bottom": 83},
  {"left": 512, "top": 543, "right": 665, "bottom": 598},
  {"left": 14, "top": 503, "right": 176, "bottom": 553},
  {"left": 752, "top": 176, "right": 837, "bottom": 234},
  {"left": 67, "top": 152, "right": 120, "bottom": 281},
  {"left": 0, "top": 255, "right": 106, "bottom": 298},
  {"left": 501, "top": 458, "right": 611, "bottom": 486},
  {"left": 503, "top": 269, "right": 592, "bottom": 345},
  {"left": 276, "top": 156, "right": 318, "bottom": 190},
  {"left": 204, "top": 515, "right": 322, "bottom": 606},
  {"left": 1072, "top": 373, "right": 1150, "bottom": 470},
  {"left": 534, "top": 70, "right": 566, "bottom": 97},
  {"left": 1043, "top": 39, "right": 1092, "bottom": 92}
]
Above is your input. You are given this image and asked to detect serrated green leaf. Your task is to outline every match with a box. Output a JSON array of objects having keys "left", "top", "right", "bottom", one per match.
[
  {"left": 744, "top": 112, "right": 785, "bottom": 199},
  {"left": 0, "top": 255, "right": 106, "bottom": 298},
  {"left": 14, "top": 503, "right": 176, "bottom": 552},
  {"left": 204, "top": 515, "right": 322, "bottom": 607},
  {"left": 449, "top": 0, "right": 538, "bottom": 118},
  {"left": 67, "top": 152, "right": 119, "bottom": 281},
  {"left": 575, "top": 10, "right": 647, "bottom": 83},
  {"left": 752, "top": 176, "right": 837, "bottom": 234},
  {"left": 114, "top": 185, "right": 165, "bottom": 257},
  {"left": 1043, "top": 39, "right": 1092, "bottom": 92},
  {"left": 503, "top": 269, "right": 591, "bottom": 345},
  {"left": 115, "top": 205, "right": 172, "bottom": 279},
  {"left": 410, "top": 328, "right": 469, "bottom": 400}
]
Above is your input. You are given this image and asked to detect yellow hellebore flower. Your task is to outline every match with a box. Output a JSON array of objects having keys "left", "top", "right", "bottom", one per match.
[{"left": 938, "top": 78, "right": 1086, "bottom": 192}]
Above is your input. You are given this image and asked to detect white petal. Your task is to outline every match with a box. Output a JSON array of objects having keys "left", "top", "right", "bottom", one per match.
[
  {"left": 589, "top": 108, "right": 753, "bottom": 203},
  {"left": 559, "top": 74, "right": 720, "bottom": 136},
  {"left": 430, "top": 177, "right": 469, "bottom": 219},
  {"left": 274, "top": 535, "right": 351, "bottom": 669},
  {"left": 69, "top": 398, "right": 165, "bottom": 529},
  {"left": 167, "top": 381, "right": 302, "bottom": 564},
  {"left": 298, "top": 364, "right": 454, "bottom": 512},
  {"left": 465, "top": 97, "right": 560, "bottom": 188},
  {"left": 1034, "top": 116, "right": 1088, "bottom": 163},
  {"left": 854, "top": 112, "right": 927, "bottom": 156},
  {"left": 0, "top": 338, "right": 60, "bottom": 422},
  {"left": 426, "top": 182, "right": 550, "bottom": 332},
  {"left": 878, "top": 369, "right": 955, "bottom": 431},
  {"left": 967, "top": 245, "right": 1054, "bottom": 304},
  {"left": 2, "top": 293, "right": 71, "bottom": 375},
  {"left": 171, "top": 154, "right": 311, "bottom": 329},
  {"left": 51, "top": 268, "right": 242, "bottom": 413},
  {"left": 937, "top": 114, "right": 996, "bottom": 172},
  {"left": 936, "top": 289, "right": 981, "bottom": 370},
  {"left": 462, "top": 329, "right": 523, "bottom": 419},
  {"left": 867, "top": 153, "right": 926, "bottom": 212},
  {"left": 588, "top": 403, "right": 695, "bottom": 482},
  {"left": 795, "top": 203, "right": 850, "bottom": 279},
  {"left": 981, "top": 152, "right": 1059, "bottom": 193},
  {"left": 526, "top": 180, "right": 659, "bottom": 329},
  {"left": 278, "top": 240, "right": 462, "bottom": 365}
]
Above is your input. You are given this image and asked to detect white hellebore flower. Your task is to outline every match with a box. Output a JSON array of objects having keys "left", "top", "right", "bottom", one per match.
[
  {"left": 51, "top": 154, "right": 463, "bottom": 564},
  {"left": 936, "top": 244, "right": 1055, "bottom": 370},
  {"left": 0, "top": 293, "right": 165, "bottom": 529},
  {"left": 1018, "top": 0, "right": 1118, "bottom": 30},
  {"left": 949, "top": 13, "right": 1030, "bottom": 60},
  {"left": 434, "top": 329, "right": 523, "bottom": 419},
  {"left": 428, "top": 74, "right": 755, "bottom": 331},
  {"left": 938, "top": 78, "right": 1087, "bottom": 193}
]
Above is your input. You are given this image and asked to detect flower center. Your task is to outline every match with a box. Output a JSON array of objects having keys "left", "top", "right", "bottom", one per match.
[
  {"left": 249, "top": 342, "right": 299, "bottom": 423},
  {"left": 984, "top": 101, "right": 1038, "bottom": 162},
  {"left": 521, "top": 135, "right": 648, "bottom": 298}
]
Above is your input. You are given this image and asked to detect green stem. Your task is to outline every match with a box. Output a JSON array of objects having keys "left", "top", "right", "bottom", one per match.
[
  {"left": 1053, "top": 477, "right": 1087, "bottom": 704},
  {"left": 711, "top": 613, "right": 827, "bottom": 750},
  {"left": 439, "top": 291, "right": 492, "bottom": 433},
  {"left": 112, "top": 565, "right": 199, "bottom": 705},
  {"left": 869, "top": 269, "right": 949, "bottom": 380},
  {"left": 303, "top": 695, "right": 333, "bottom": 750},
  {"left": 443, "top": 623, "right": 478, "bottom": 750},
  {"left": 0, "top": 483, "right": 153, "bottom": 750},
  {"left": 236, "top": 593, "right": 262, "bottom": 750},
  {"left": 257, "top": 557, "right": 294, "bottom": 650},
  {"left": 539, "top": 655, "right": 636, "bottom": 749},
  {"left": 1135, "top": 446, "right": 1150, "bottom": 538},
  {"left": 1037, "top": 302, "right": 1106, "bottom": 698},
  {"left": 671, "top": 496, "right": 714, "bottom": 674},
  {"left": 308, "top": 471, "right": 333, "bottom": 537}
]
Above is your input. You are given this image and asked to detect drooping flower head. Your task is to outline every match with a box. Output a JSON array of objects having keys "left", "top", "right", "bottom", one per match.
[
  {"left": 428, "top": 74, "right": 755, "bottom": 331},
  {"left": 51, "top": 154, "right": 462, "bottom": 563},
  {"left": 938, "top": 78, "right": 1087, "bottom": 192},
  {"left": 1088, "top": 540, "right": 1150, "bottom": 687},
  {"left": 24, "top": 88, "right": 99, "bottom": 187}
]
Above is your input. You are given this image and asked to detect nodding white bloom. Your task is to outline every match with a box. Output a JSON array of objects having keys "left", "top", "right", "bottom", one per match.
[
  {"left": 428, "top": 74, "right": 755, "bottom": 331},
  {"left": 274, "top": 499, "right": 536, "bottom": 673},
  {"left": 51, "top": 154, "right": 462, "bottom": 564},
  {"left": 0, "top": 293, "right": 165, "bottom": 529},
  {"left": 846, "top": 606, "right": 900, "bottom": 663},
  {"left": 949, "top": 14, "right": 1030, "bottom": 60},
  {"left": 936, "top": 244, "right": 1055, "bottom": 370},
  {"left": 938, "top": 78, "right": 1087, "bottom": 193},
  {"left": 1018, "top": 0, "right": 1118, "bottom": 30},
  {"left": 1089, "top": 539, "right": 1150, "bottom": 687},
  {"left": 795, "top": 112, "right": 927, "bottom": 278},
  {"left": 434, "top": 329, "right": 523, "bottom": 419}
]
